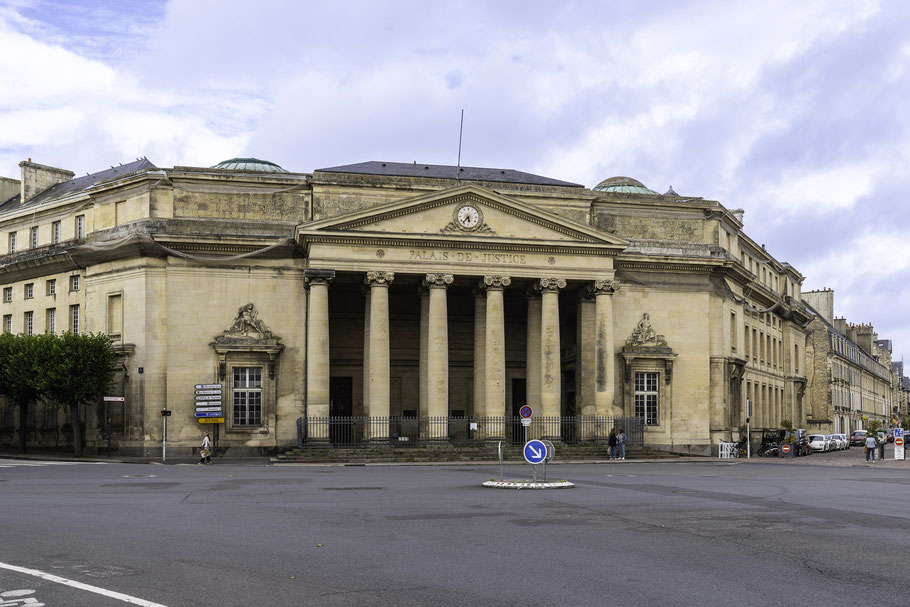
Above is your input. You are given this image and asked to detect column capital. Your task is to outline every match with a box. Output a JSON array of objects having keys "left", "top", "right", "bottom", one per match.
[
  {"left": 537, "top": 277, "right": 566, "bottom": 293},
  {"left": 424, "top": 273, "right": 454, "bottom": 289},
  {"left": 305, "top": 276, "right": 334, "bottom": 288},
  {"left": 365, "top": 271, "right": 395, "bottom": 287},
  {"left": 587, "top": 278, "right": 620, "bottom": 297},
  {"left": 480, "top": 275, "right": 511, "bottom": 290}
]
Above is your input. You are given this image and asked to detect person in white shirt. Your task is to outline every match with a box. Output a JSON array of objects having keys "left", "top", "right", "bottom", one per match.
[{"left": 864, "top": 434, "right": 877, "bottom": 462}]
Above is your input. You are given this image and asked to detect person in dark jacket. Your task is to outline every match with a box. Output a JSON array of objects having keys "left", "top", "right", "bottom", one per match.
[{"left": 608, "top": 428, "right": 618, "bottom": 459}]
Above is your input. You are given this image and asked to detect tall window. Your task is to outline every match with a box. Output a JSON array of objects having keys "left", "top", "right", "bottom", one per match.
[
  {"left": 24, "top": 283, "right": 33, "bottom": 299},
  {"left": 46, "top": 308, "right": 56, "bottom": 334},
  {"left": 8, "top": 232, "right": 16, "bottom": 254},
  {"left": 24, "top": 311, "right": 33, "bottom": 335},
  {"left": 233, "top": 367, "right": 262, "bottom": 426},
  {"left": 2, "top": 314, "right": 10, "bottom": 333},
  {"left": 730, "top": 312, "right": 737, "bottom": 353},
  {"left": 3, "top": 287, "right": 11, "bottom": 303},
  {"left": 30, "top": 227, "right": 38, "bottom": 249},
  {"left": 52, "top": 221, "right": 61, "bottom": 244},
  {"left": 70, "top": 304, "right": 80, "bottom": 334},
  {"left": 46, "top": 279, "right": 56, "bottom": 296},
  {"left": 75, "top": 215, "right": 85, "bottom": 238},
  {"left": 634, "top": 372, "right": 659, "bottom": 426},
  {"left": 69, "top": 275, "right": 80, "bottom": 292}
]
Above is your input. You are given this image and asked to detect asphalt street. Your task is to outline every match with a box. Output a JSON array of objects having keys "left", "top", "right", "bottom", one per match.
[{"left": 1, "top": 449, "right": 908, "bottom": 607}]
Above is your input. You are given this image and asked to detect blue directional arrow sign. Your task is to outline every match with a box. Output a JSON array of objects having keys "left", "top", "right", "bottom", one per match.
[
  {"left": 523, "top": 439, "right": 548, "bottom": 465},
  {"left": 194, "top": 411, "right": 223, "bottom": 418}
]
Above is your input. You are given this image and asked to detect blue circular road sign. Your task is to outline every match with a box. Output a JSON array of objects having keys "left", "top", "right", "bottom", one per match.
[{"left": 523, "top": 439, "right": 548, "bottom": 465}]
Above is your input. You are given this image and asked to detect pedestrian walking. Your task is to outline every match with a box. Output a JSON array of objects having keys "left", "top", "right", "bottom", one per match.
[
  {"left": 608, "top": 428, "right": 618, "bottom": 459},
  {"left": 864, "top": 433, "right": 877, "bottom": 462},
  {"left": 617, "top": 428, "right": 627, "bottom": 460},
  {"left": 199, "top": 431, "right": 212, "bottom": 465}
]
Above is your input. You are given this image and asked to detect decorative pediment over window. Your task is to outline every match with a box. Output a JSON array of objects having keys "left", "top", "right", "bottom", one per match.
[
  {"left": 211, "top": 303, "right": 284, "bottom": 379},
  {"left": 622, "top": 313, "right": 677, "bottom": 384}
]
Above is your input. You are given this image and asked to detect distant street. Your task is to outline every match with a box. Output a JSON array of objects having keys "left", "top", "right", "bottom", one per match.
[{"left": 1, "top": 452, "right": 909, "bottom": 606}]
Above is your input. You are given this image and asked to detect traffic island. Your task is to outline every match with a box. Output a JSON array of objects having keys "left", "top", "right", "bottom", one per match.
[{"left": 482, "top": 479, "right": 575, "bottom": 489}]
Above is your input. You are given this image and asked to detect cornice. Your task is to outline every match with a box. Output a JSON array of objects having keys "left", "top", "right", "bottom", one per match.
[{"left": 301, "top": 233, "right": 621, "bottom": 257}]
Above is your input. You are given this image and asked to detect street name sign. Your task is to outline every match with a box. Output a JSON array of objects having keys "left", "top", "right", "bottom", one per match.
[
  {"left": 195, "top": 394, "right": 222, "bottom": 401},
  {"left": 195, "top": 384, "right": 222, "bottom": 390},
  {"left": 523, "top": 439, "right": 548, "bottom": 465},
  {"left": 195, "top": 389, "right": 222, "bottom": 395},
  {"left": 194, "top": 406, "right": 223, "bottom": 413},
  {"left": 103, "top": 396, "right": 125, "bottom": 402},
  {"left": 195, "top": 411, "right": 223, "bottom": 418}
]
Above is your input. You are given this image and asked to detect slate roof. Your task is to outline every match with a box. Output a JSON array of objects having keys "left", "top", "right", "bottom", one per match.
[
  {"left": 0, "top": 158, "right": 157, "bottom": 215},
  {"left": 315, "top": 161, "right": 584, "bottom": 188}
]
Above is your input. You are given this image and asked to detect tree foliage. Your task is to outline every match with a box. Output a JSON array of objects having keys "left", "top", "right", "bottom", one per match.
[{"left": 0, "top": 332, "right": 116, "bottom": 456}]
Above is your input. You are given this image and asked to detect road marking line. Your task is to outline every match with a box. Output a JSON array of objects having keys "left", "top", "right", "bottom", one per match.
[{"left": 0, "top": 561, "right": 168, "bottom": 607}]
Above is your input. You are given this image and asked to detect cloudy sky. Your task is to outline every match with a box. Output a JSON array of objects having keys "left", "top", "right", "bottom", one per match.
[{"left": 2, "top": 0, "right": 909, "bottom": 359}]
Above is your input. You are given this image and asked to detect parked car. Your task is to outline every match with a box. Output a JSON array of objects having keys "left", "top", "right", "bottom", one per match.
[
  {"left": 885, "top": 430, "right": 894, "bottom": 443},
  {"left": 835, "top": 433, "right": 849, "bottom": 449},
  {"left": 830, "top": 434, "right": 845, "bottom": 450},
  {"left": 878, "top": 431, "right": 887, "bottom": 445},
  {"left": 808, "top": 434, "right": 829, "bottom": 453},
  {"left": 850, "top": 430, "right": 867, "bottom": 447}
]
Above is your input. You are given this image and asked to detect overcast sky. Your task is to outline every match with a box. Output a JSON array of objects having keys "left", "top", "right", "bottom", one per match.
[{"left": 2, "top": 0, "right": 909, "bottom": 361}]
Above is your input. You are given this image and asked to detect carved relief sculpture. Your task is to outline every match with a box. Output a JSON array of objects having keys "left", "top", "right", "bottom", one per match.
[
  {"left": 626, "top": 313, "right": 668, "bottom": 347},
  {"left": 226, "top": 303, "right": 273, "bottom": 339}
]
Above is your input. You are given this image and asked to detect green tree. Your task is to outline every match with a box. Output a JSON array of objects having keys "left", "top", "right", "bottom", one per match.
[
  {"left": 40, "top": 332, "right": 116, "bottom": 457},
  {"left": 0, "top": 334, "right": 51, "bottom": 453}
]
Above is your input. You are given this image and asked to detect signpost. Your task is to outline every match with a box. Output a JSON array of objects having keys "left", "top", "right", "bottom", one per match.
[
  {"left": 524, "top": 439, "right": 548, "bottom": 481},
  {"left": 195, "top": 383, "right": 223, "bottom": 458},
  {"left": 894, "top": 428, "right": 904, "bottom": 460},
  {"left": 519, "top": 406, "right": 532, "bottom": 443}
]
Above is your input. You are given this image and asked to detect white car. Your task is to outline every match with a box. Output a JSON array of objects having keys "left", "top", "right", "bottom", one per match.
[
  {"left": 826, "top": 434, "right": 840, "bottom": 450},
  {"left": 808, "top": 434, "right": 829, "bottom": 453},
  {"left": 836, "top": 433, "right": 849, "bottom": 449}
]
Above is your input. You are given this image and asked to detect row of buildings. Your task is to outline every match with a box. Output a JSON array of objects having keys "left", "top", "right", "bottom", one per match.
[{"left": 0, "top": 156, "right": 907, "bottom": 456}]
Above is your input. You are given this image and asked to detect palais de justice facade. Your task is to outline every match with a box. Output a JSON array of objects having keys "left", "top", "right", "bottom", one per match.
[{"left": 0, "top": 158, "right": 813, "bottom": 456}]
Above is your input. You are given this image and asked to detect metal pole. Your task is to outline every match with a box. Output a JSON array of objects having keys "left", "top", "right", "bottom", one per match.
[
  {"left": 162, "top": 414, "right": 166, "bottom": 462},
  {"left": 747, "top": 419, "right": 751, "bottom": 459},
  {"left": 106, "top": 401, "right": 111, "bottom": 457}
]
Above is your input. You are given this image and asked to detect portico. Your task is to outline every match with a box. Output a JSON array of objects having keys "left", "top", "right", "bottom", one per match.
[{"left": 296, "top": 185, "right": 626, "bottom": 443}]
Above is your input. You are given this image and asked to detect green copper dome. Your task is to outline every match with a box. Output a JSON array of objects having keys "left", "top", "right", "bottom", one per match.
[
  {"left": 593, "top": 176, "right": 658, "bottom": 195},
  {"left": 212, "top": 158, "right": 288, "bottom": 173}
]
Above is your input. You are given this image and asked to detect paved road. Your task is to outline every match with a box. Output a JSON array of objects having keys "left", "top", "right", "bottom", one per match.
[{"left": 1, "top": 454, "right": 908, "bottom": 606}]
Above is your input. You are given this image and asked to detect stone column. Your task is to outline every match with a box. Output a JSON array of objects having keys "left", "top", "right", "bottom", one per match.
[
  {"left": 362, "top": 285, "right": 371, "bottom": 417},
  {"left": 482, "top": 275, "right": 510, "bottom": 438},
  {"left": 576, "top": 289, "right": 595, "bottom": 439},
  {"left": 590, "top": 279, "right": 619, "bottom": 432},
  {"left": 539, "top": 278, "right": 565, "bottom": 438},
  {"left": 473, "top": 288, "right": 486, "bottom": 420},
  {"left": 305, "top": 275, "right": 332, "bottom": 441},
  {"left": 425, "top": 274, "right": 453, "bottom": 439},
  {"left": 365, "top": 271, "right": 394, "bottom": 440},
  {"left": 525, "top": 289, "right": 541, "bottom": 415},
  {"left": 418, "top": 286, "right": 429, "bottom": 419}
]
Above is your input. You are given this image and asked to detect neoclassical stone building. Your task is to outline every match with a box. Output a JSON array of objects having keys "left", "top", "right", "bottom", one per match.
[
  {"left": 803, "top": 289, "right": 897, "bottom": 434},
  {"left": 0, "top": 157, "right": 811, "bottom": 455}
]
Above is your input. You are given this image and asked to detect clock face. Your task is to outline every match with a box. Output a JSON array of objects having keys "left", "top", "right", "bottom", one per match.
[{"left": 456, "top": 205, "right": 481, "bottom": 229}]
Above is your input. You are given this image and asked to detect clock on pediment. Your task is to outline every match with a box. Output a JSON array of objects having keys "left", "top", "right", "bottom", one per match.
[{"left": 442, "top": 202, "right": 495, "bottom": 234}]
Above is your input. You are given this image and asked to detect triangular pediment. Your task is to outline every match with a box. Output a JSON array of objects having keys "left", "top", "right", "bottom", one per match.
[{"left": 296, "top": 184, "right": 628, "bottom": 250}]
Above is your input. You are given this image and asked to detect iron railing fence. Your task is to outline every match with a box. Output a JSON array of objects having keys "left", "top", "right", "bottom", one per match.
[{"left": 301, "top": 416, "right": 644, "bottom": 449}]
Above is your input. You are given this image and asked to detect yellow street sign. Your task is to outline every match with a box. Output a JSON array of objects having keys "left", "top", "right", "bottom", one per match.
[{"left": 198, "top": 418, "right": 224, "bottom": 424}]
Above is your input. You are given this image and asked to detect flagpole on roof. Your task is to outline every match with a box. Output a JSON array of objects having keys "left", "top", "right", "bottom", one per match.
[{"left": 456, "top": 109, "right": 464, "bottom": 183}]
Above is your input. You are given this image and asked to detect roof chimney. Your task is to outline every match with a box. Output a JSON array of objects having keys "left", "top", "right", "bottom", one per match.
[{"left": 19, "top": 160, "right": 74, "bottom": 202}]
